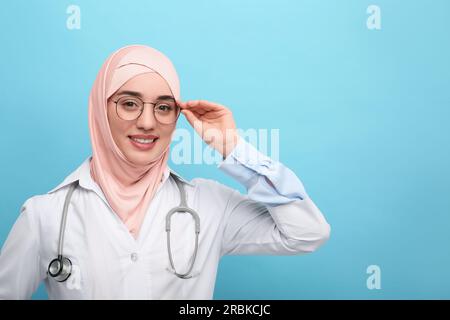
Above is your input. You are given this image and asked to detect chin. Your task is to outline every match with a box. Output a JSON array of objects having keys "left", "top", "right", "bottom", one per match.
[{"left": 128, "top": 150, "right": 160, "bottom": 164}]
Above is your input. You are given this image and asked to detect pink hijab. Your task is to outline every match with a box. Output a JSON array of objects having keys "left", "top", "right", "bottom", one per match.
[{"left": 88, "top": 44, "right": 180, "bottom": 238}]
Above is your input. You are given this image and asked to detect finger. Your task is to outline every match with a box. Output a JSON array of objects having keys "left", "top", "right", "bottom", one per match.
[
  {"left": 181, "top": 109, "right": 200, "bottom": 126},
  {"left": 176, "top": 100, "right": 186, "bottom": 109},
  {"left": 183, "top": 104, "right": 208, "bottom": 116},
  {"left": 184, "top": 100, "right": 225, "bottom": 111}
]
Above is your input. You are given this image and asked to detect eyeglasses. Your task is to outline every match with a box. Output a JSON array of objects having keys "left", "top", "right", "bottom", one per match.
[{"left": 112, "top": 95, "right": 180, "bottom": 124}]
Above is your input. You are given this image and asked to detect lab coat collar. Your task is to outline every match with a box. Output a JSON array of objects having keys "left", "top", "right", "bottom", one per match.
[{"left": 47, "top": 156, "right": 194, "bottom": 195}]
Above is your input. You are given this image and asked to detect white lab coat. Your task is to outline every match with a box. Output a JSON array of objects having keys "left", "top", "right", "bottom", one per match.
[{"left": 0, "top": 152, "right": 330, "bottom": 299}]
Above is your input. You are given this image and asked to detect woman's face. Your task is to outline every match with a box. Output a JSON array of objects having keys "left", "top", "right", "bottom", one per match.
[{"left": 107, "top": 72, "right": 177, "bottom": 166}]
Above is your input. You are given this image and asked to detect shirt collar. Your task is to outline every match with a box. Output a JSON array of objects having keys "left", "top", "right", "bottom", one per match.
[{"left": 47, "top": 156, "right": 194, "bottom": 195}]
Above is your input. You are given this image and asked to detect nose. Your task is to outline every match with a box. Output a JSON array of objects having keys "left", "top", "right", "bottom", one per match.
[{"left": 135, "top": 103, "right": 157, "bottom": 129}]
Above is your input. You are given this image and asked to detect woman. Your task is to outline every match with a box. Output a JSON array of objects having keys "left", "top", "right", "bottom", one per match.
[{"left": 0, "top": 44, "right": 330, "bottom": 299}]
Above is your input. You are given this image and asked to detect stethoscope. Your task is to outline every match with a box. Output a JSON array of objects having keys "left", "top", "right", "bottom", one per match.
[{"left": 47, "top": 173, "right": 201, "bottom": 282}]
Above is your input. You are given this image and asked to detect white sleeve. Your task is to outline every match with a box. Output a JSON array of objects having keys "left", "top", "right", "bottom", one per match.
[
  {"left": 0, "top": 198, "right": 44, "bottom": 299},
  {"left": 220, "top": 190, "right": 331, "bottom": 256}
]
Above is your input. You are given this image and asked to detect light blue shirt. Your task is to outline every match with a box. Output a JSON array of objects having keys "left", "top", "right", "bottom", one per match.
[{"left": 218, "top": 136, "right": 307, "bottom": 206}]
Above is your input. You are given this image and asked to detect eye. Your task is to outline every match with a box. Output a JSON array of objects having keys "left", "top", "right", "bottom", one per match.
[
  {"left": 156, "top": 103, "right": 173, "bottom": 112},
  {"left": 120, "top": 99, "right": 140, "bottom": 109}
]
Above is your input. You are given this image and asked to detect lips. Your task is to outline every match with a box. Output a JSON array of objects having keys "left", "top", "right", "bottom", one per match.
[
  {"left": 129, "top": 137, "right": 156, "bottom": 143},
  {"left": 128, "top": 135, "right": 159, "bottom": 151},
  {"left": 128, "top": 134, "right": 159, "bottom": 140},
  {"left": 128, "top": 134, "right": 159, "bottom": 143}
]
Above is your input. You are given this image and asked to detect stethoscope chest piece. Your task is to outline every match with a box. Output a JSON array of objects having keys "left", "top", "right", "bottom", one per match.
[{"left": 48, "top": 256, "right": 72, "bottom": 282}]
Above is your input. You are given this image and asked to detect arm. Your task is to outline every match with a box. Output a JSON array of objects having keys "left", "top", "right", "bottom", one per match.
[
  {"left": 177, "top": 98, "right": 330, "bottom": 257},
  {"left": 218, "top": 137, "right": 331, "bottom": 256},
  {"left": 0, "top": 198, "right": 43, "bottom": 299}
]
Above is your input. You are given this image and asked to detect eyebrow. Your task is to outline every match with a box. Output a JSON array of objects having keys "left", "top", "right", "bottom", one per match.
[{"left": 115, "top": 90, "right": 175, "bottom": 101}]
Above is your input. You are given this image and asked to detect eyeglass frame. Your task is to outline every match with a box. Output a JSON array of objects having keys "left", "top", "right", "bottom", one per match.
[{"left": 111, "top": 94, "right": 181, "bottom": 124}]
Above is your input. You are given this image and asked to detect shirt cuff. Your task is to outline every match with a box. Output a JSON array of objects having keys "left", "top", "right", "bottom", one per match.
[
  {"left": 217, "top": 136, "right": 308, "bottom": 204},
  {"left": 217, "top": 136, "right": 261, "bottom": 188}
]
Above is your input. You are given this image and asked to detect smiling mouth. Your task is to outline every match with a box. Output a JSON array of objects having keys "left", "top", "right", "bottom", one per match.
[
  {"left": 128, "top": 136, "right": 159, "bottom": 151},
  {"left": 128, "top": 136, "right": 158, "bottom": 144}
]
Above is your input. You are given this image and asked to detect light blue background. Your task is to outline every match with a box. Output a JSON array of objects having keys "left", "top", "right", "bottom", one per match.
[{"left": 1, "top": 0, "right": 449, "bottom": 299}]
